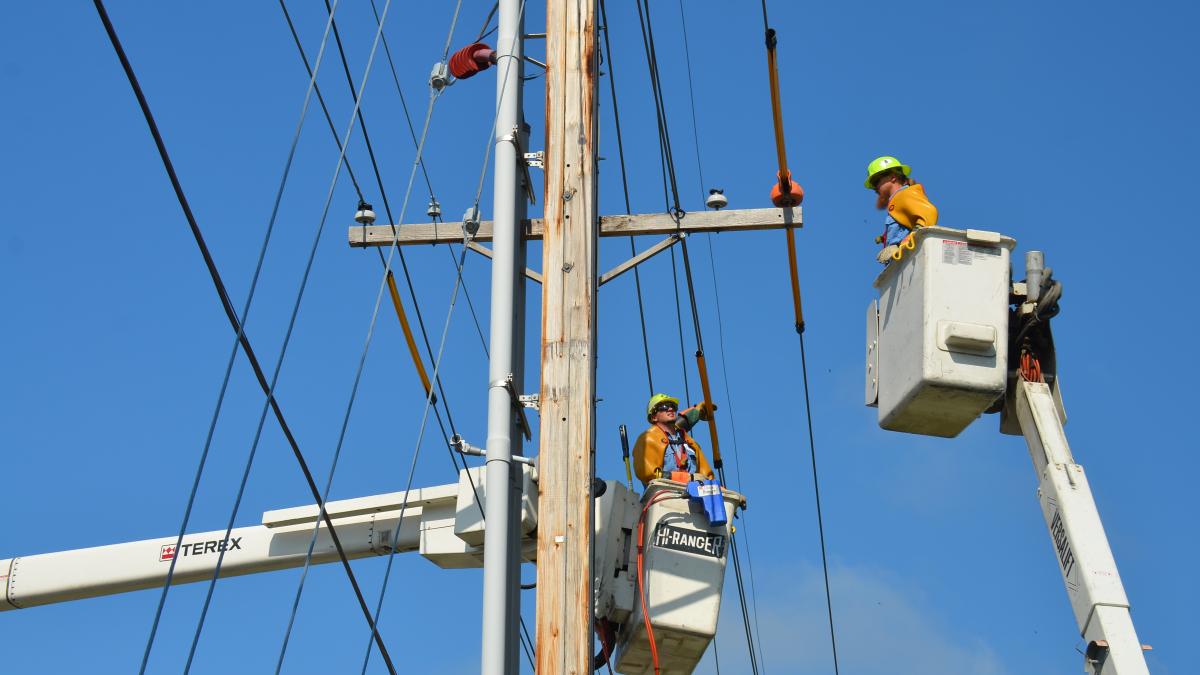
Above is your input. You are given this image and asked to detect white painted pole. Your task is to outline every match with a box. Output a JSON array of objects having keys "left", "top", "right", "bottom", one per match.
[{"left": 480, "top": 0, "right": 526, "bottom": 670}]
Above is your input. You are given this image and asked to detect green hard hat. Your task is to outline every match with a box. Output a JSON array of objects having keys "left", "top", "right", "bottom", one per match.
[
  {"left": 865, "top": 155, "right": 912, "bottom": 189},
  {"left": 646, "top": 393, "right": 680, "bottom": 421}
]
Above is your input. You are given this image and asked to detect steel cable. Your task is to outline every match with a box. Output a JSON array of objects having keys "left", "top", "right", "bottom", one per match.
[
  {"left": 753, "top": 0, "right": 838, "bottom": 668},
  {"left": 705, "top": 237, "right": 768, "bottom": 668},
  {"left": 366, "top": 0, "right": 491, "bottom": 359},
  {"left": 360, "top": 0, "right": 535, "bottom": 658},
  {"left": 599, "top": 0, "right": 655, "bottom": 395},
  {"left": 675, "top": 0, "right": 770, "bottom": 661},
  {"left": 180, "top": 3, "right": 399, "bottom": 671},
  {"left": 89, "top": 2, "right": 398, "bottom": 671},
  {"left": 349, "top": 1, "right": 537, "bottom": 668},
  {"left": 797, "top": 333, "right": 841, "bottom": 675},
  {"left": 629, "top": 1, "right": 763, "bottom": 668},
  {"left": 278, "top": 0, "right": 478, "bottom": 499}
]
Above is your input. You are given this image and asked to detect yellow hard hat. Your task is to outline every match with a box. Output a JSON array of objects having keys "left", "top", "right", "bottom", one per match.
[
  {"left": 646, "top": 393, "right": 680, "bottom": 421},
  {"left": 865, "top": 155, "right": 912, "bottom": 189}
]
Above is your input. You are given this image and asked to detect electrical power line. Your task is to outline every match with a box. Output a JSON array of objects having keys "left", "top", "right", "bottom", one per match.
[
  {"left": 630, "top": 1, "right": 763, "bottom": 670},
  {"left": 674, "top": 0, "right": 769, "bottom": 663},
  {"left": 180, "top": 2, "right": 402, "bottom": 671},
  {"left": 89, "top": 2, "right": 399, "bottom": 672},
  {"left": 598, "top": 0, "right": 655, "bottom": 395}
]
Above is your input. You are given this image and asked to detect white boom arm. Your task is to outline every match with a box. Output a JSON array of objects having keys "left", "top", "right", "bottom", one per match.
[
  {"left": 1, "top": 467, "right": 538, "bottom": 611},
  {"left": 1014, "top": 380, "right": 1149, "bottom": 674}
]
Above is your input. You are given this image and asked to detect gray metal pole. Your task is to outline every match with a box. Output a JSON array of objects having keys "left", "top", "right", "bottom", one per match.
[
  {"left": 503, "top": 120, "right": 530, "bottom": 674},
  {"left": 481, "top": 0, "right": 525, "bottom": 671}
]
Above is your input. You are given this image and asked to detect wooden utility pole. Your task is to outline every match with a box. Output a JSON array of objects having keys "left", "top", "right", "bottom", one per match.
[{"left": 535, "top": 0, "right": 599, "bottom": 671}]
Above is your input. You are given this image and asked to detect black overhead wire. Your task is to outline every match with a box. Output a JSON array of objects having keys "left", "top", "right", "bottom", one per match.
[
  {"left": 633, "top": 0, "right": 693, "bottom": 402},
  {"left": 288, "top": 3, "right": 534, "bottom": 667},
  {"left": 475, "top": 1, "right": 499, "bottom": 41},
  {"left": 681, "top": 241, "right": 759, "bottom": 675},
  {"left": 179, "top": 0, "right": 408, "bottom": 670},
  {"left": 311, "top": 0, "right": 483, "bottom": 489},
  {"left": 632, "top": 1, "right": 762, "bottom": 671},
  {"left": 364, "top": 0, "right": 489, "bottom": 357},
  {"left": 319, "top": 0, "right": 490, "bottom": 430},
  {"left": 366, "top": 0, "right": 493, "bottom": 380},
  {"left": 278, "top": 0, "right": 366, "bottom": 202},
  {"left": 89, "top": 3, "right": 397, "bottom": 672},
  {"left": 675, "top": 0, "right": 706, "bottom": 202},
  {"left": 308, "top": 2, "right": 537, "bottom": 668},
  {"left": 599, "top": 0, "right": 655, "bottom": 395},
  {"left": 278, "top": 0, "right": 476, "bottom": 512},
  {"left": 755, "top": 0, "right": 841, "bottom": 671},
  {"left": 705, "top": 240, "right": 769, "bottom": 667},
  {"left": 798, "top": 333, "right": 841, "bottom": 675},
  {"left": 669, "top": 247, "right": 692, "bottom": 402},
  {"left": 633, "top": 0, "right": 683, "bottom": 215},
  {"left": 675, "top": 0, "right": 768, "bottom": 664}
]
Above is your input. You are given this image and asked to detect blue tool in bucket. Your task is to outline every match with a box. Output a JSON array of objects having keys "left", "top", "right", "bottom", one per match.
[{"left": 687, "top": 479, "right": 726, "bottom": 526}]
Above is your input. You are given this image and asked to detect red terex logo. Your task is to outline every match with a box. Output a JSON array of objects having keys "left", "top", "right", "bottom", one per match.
[{"left": 160, "top": 544, "right": 176, "bottom": 562}]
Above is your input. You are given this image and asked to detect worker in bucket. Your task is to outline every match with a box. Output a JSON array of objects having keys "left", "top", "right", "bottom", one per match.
[
  {"left": 866, "top": 155, "right": 938, "bottom": 263},
  {"left": 632, "top": 393, "right": 715, "bottom": 488}
]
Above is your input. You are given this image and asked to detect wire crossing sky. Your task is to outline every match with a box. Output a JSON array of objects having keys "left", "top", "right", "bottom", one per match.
[{"left": 1, "top": 1, "right": 1196, "bottom": 673}]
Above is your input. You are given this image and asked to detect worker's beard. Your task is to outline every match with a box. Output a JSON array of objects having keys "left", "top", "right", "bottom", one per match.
[{"left": 875, "top": 191, "right": 890, "bottom": 210}]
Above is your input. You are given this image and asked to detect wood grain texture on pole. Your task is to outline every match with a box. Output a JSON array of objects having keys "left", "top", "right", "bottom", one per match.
[{"left": 535, "top": 0, "right": 598, "bottom": 671}]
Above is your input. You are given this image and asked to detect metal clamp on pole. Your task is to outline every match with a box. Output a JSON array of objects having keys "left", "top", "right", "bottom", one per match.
[
  {"left": 502, "top": 125, "right": 538, "bottom": 205},
  {"left": 500, "top": 374, "right": 533, "bottom": 440},
  {"left": 452, "top": 434, "right": 535, "bottom": 466}
]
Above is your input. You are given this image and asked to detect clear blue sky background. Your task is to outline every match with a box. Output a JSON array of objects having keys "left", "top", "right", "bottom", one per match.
[{"left": 2, "top": 1, "right": 1195, "bottom": 673}]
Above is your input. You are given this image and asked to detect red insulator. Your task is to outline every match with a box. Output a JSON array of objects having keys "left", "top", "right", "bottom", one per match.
[
  {"left": 770, "top": 169, "right": 804, "bottom": 207},
  {"left": 448, "top": 42, "right": 496, "bottom": 80}
]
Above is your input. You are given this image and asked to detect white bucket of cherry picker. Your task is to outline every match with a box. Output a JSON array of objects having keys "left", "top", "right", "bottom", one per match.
[
  {"left": 613, "top": 480, "right": 745, "bottom": 675},
  {"left": 866, "top": 226, "right": 1016, "bottom": 437}
]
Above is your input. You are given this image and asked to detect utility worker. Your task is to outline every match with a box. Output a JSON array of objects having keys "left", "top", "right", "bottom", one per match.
[
  {"left": 632, "top": 393, "right": 715, "bottom": 488},
  {"left": 865, "top": 155, "right": 938, "bottom": 264}
]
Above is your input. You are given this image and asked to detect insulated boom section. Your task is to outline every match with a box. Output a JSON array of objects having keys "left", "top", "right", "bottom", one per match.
[
  {"left": 1015, "top": 381, "right": 1149, "bottom": 675},
  {"left": 0, "top": 482, "right": 465, "bottom": 611}
]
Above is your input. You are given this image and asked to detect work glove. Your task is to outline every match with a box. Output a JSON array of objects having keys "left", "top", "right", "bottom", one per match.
[{"left": 877, "top": 245, "right": 899, "bottom": 264}]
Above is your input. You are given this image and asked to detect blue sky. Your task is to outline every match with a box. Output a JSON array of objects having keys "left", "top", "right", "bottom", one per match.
[{"left": 1, "top": 1, "right": 1195, "bottom": 673}]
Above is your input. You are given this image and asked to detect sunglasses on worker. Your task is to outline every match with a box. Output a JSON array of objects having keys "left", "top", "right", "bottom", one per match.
[
  {"left": 872, "top": 173, "right": 899, "bottom": 193},
  {"left": 654, "top": 403, "right": 677, "bottom": 413}
]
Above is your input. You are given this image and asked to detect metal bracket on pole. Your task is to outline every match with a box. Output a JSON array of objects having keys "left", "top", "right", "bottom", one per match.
[
  {"left": 523, "top": 151, "right": 545, "bottom": 169},
  {"left": 517, "top": 394, "right": 539, "bottom": 409},
  {"left": 452, "top": 434, "right": 534, "bottom": 466},
  {"left": 502, "top": 375, "right": 533, "bottom": 441},
  {"left": 501, "top": 126, "right": 538, "bottom": 206},
  {"left": 598, "top": 233, "right": 683, "bottom": 286}
]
